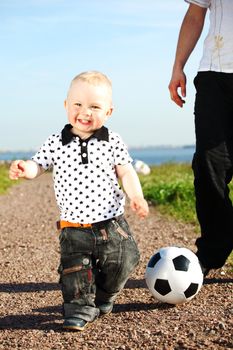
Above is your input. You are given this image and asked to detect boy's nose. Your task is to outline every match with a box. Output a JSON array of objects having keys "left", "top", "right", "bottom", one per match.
[{"left": 80, "top": 107, "right": 91, "bottom": 116}]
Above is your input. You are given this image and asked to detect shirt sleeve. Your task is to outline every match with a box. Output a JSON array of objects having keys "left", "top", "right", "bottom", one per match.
[
  {"left": 31, "top": 134, "right": 57, "bottom": 170},
  {"left": 111, "top": 132, "right": 133, "bottom": 166},
  {"left": 185, "top": 0, "right": 211, "bottom": 8}
]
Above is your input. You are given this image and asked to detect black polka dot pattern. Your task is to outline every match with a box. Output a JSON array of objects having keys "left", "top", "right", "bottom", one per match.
[{"left": 32, "top": 128, "right": 132, "bottom": 224}]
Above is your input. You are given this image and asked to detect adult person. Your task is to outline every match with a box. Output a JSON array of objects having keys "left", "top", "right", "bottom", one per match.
[{"left": 168, "top": 0, "right": 233, "bottom": 276}]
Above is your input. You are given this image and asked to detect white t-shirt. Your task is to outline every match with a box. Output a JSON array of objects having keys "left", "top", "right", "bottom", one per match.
[
  {"left": 186, "top": 0, "right": 233, "bottom": 72},
  {"left": 32, "top": 125, "right": 132, "bottom": 224}
]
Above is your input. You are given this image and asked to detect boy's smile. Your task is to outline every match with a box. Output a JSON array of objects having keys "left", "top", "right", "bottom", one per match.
[
  {"left": 78, "top": 119, "right": 91, "bottom": 125},
  {"left": 76, "top": 117, "right": 92, "bottom": 127},
  {"left": 64, "top": 80, "right": 113, "bottom": 139}
]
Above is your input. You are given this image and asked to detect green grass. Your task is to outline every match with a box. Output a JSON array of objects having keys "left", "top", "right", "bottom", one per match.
[
  {"left": 139, "top": 163, "right": 197, "bottom": 224},
  {"left": 0, "top": 163, "right": 15, "bottom": 194}
]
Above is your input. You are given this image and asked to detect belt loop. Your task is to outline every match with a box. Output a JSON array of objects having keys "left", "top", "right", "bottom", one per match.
[{"left": 100, "top": 228, "right": 108, "bottom": 241}]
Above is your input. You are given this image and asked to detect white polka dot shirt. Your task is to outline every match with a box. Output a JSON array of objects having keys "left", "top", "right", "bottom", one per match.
[{"left": 32, "top": 124, "right": 132, "bottom": 224}]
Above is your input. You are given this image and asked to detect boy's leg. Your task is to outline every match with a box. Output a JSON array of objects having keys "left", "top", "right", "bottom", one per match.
[
  {"left": 94, "top": 216, "right": 140, "bottom": 306},
  {"left": 59, "top": 227, "right": 100, "bottom": 326},
  {"left": 193, "top": 72, "right": 233, "bottom": 269}
]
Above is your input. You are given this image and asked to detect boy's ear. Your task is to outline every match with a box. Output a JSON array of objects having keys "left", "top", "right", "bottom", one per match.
[
  {"left": 64, "top": 100, "right": 67, "bottom": 110},
  {"left": 106, "top": 106, "right": 113, "bottom": 118}
]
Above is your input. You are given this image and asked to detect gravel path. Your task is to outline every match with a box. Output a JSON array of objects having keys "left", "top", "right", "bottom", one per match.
[{"left": 0, "top": 174, "right": 232, "bottom": 350}]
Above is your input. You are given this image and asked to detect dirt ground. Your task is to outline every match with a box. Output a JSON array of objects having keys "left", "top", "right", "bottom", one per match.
[{"left": 0, "top": 174, "right": 232, "bottom": 350}]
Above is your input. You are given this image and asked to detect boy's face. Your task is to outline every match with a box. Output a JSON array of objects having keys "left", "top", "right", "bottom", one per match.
[{"left": 64, "top": 80, "right": 113, "bottom": 139}]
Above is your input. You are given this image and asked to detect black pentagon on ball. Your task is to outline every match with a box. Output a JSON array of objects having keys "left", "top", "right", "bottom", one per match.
[
  {"left": 184, "top": 283, "right": 199, "bottom": 298},
  {"left": 173, "top": 254, "right": 190, "bottom": 271},
  {"left": 154, "top": 279, "right": 172, "bottom": 296},
  {"left": 147, "top": 252, "right": 161, "bottom": 268}
]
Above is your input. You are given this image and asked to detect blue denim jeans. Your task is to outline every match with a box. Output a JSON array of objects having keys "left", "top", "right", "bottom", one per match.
[
  {"left": 193, "top": 72, "right": 233, "bottom": 268},
  {"left": 58, "top": 215, "right": 140, "bottom": 322}
]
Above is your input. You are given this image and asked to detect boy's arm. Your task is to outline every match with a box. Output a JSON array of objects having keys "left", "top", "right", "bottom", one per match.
[
  {"left": 116, "top": 163, "right": 149, "bottom": 219},
  {"left": 9, "top": 160, "right": 44, "bottom": 180},
  {"left": 168, "top": 3, "right": 207, "bottom": 107}
]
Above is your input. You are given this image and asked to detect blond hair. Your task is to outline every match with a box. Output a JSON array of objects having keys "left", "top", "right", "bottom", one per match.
[
  {"left": 72, "top": 71, "right": 111, "bottom": 87},
  {"left": 67, "top": 71, "right": 112, "bottom": 98}
]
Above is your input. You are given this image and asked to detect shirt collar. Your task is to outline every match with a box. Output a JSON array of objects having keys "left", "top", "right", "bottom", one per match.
[{"left": 61, "top": 124, "right": 109, "bottom": 145}]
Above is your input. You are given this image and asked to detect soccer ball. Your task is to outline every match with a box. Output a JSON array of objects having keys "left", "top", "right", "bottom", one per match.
[{"left": 145, "top": 246, "right": 203, "bottom": 304}]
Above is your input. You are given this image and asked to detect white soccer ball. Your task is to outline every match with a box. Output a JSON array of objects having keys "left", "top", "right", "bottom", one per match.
[{"left": 145, "top": 246, "right": 203, "bottom": 304}]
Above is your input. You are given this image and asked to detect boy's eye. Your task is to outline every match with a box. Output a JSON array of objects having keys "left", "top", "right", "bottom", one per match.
[
  {"left": 75, "top": 103, "right": 82, "bottom": 107},
  {"left": 91, "top": 105, "right": 100, "bottom": 110}
]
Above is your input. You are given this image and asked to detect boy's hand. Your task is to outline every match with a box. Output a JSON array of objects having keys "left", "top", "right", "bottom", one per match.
[
  {"left": 9, "top": 160, "right": 27, "bottom": 180},
  {"left": 9, "top": 160, "right": 42, "bottom": 180},
  {"left": 130, "top": 197, "right": 149, "bottom": 219}
]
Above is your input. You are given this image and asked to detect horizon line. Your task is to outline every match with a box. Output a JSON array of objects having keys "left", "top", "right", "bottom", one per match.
[{"left": 0, "top": 144, "right": 195, "bottom": 153}]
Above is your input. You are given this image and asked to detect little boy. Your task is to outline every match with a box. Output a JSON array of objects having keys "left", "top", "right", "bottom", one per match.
[{"left": 9, "top": 71, "right": 149, "bottom": 331}]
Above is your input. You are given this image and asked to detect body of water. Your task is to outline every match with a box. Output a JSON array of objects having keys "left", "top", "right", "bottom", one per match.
[
  {"left": 0, "top": 146, "right": 195, "bottom": 165},
  {"left": 130, "top": 147, "right": 195, "bottom": 165}
]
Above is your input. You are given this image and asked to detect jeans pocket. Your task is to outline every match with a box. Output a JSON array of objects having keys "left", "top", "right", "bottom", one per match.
[
  {"left": 115, "top": 222, "right": 129, "bottom": 239},
  {"left": 109, "top": 219, "right": 130, "bottom": 240}
]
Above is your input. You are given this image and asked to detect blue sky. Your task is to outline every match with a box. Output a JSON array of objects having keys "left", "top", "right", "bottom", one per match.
[{"left": 1, "top": 0, "right": 208, "bottom": 151}]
